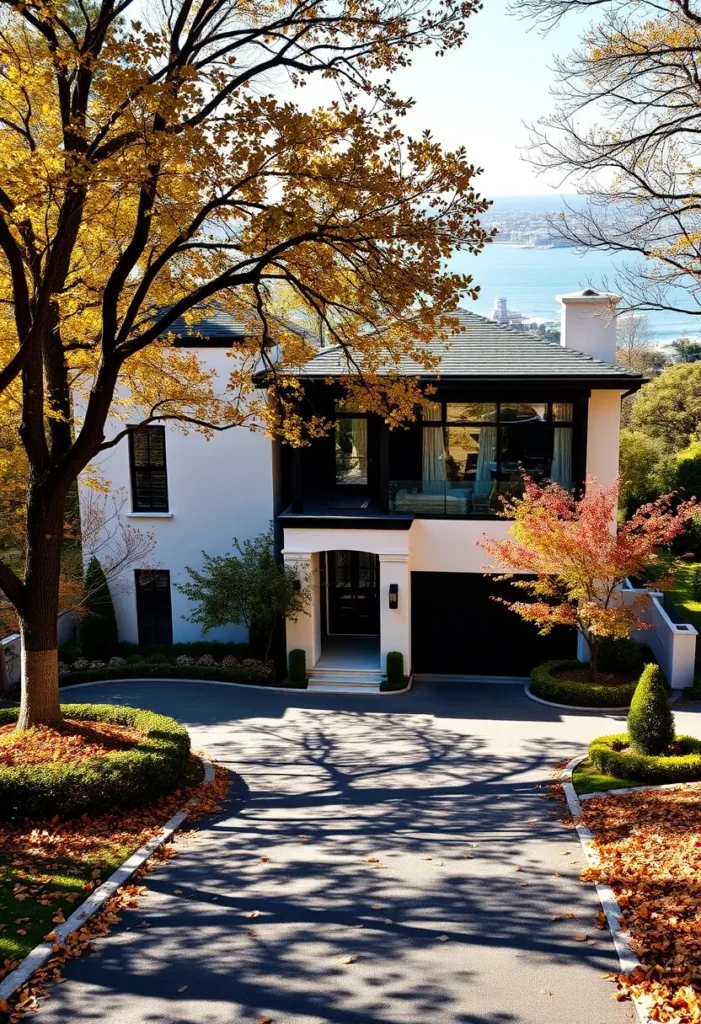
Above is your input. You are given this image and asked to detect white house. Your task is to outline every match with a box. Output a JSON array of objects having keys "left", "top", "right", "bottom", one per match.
[{"left": 79, "top": 289, "right": 653, "bottom": 686}]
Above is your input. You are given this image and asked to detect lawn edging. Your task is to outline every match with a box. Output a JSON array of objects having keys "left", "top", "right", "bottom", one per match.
[
  {"left": 60, "top": 676, "right": 413, "bottom": 697},
  {"left": 0, "top": 758, "right": 215, "bottom": 1005},
  {"left": 523, "top": 684, "right": 630, "bottom": 714}
]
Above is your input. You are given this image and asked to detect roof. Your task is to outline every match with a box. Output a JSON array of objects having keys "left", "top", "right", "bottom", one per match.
[
  {"left": 159, "top": 307, "right": 248, "bottom": 346},
  {"left": 279, "top": 310, "right": 643, "bottom": 384}
]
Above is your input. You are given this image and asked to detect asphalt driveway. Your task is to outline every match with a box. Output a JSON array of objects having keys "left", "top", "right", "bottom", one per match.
[{"left": 33, "top": 679, "right": 701, "bottom": 1024}]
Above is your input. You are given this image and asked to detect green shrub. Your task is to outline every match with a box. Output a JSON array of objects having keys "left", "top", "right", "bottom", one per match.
[
  {"left": 0, "top": 703, "right": 190, "bottom": 820},
  {"left": 58, "top": 663, "right": 275, "bottom": 686},
  {"left": 588, "top": 732, "right": 701, "bottom": 784},
  {"left": 627, "top": 664, "right": 675, "bottom": 755},
  {"left": 598, "top": 637, "right": 654, "bottom": 676},
  {"left": 77, "top": 557, "right": 118, "bottom": 659},
  {"left": 288, "top": 649, "right": 306, "bottom": 685},
  {"left": 530, "top": 660, "right": 637, "bottom": 708},
  {"left": 146, "top": 653, "right": 171, "bottom": 665},
  {"left": 116, "top": 641, "right": 251, "bottom": 660},
  {"left": 386, "top": 652, "right": 405, "bottom": 687}
]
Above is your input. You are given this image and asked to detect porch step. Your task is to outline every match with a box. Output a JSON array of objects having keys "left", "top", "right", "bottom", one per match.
[{"left": 307, "top": 667, "right": 385, "bottom": 693}]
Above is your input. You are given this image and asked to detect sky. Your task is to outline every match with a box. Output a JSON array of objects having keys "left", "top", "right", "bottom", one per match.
[{"left": 390, "top": 0, "right": 589, "bottom": 197}]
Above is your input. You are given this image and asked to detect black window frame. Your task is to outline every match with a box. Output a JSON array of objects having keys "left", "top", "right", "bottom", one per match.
[
  {"left": 129, "top": 425, "right": 169, "bottom": 512},
  {"left": 421, "top": 399, "right": 575, "bottom": 484},
  {"left": 135, "top": 569, "right": 173, "bottom": 646}
]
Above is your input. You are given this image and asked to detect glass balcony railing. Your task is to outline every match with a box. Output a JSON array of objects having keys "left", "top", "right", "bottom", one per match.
[{"left": 389, "top": 480, "right": 574, "bottom": 517}]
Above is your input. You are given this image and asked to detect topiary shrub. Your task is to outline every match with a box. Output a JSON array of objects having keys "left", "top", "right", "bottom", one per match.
[
  {"left": 588, "top": 733, "right": 701, "bottom": 785},
  {"left": 627, "top": 663, "right": 675, "bottom": 755},
  {"left": 530, "top": 660, "right": 638, "bottom": 708},
  {"left": 0, "top": 703, "right": 190, "bottom": 820},
  {"left": 385, "top": 652, "right": 405, "bottom": 688},
  {"left": 77, "top": 557, "right": 119, "bottom": 659},
  {"left": 288, "top": 649, "right": 306, "bottom": 685}
]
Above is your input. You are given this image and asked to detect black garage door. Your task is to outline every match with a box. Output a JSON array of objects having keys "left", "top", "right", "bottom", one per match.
[{"left": 411, "top": 572, "right": 576, "bottom": 677}]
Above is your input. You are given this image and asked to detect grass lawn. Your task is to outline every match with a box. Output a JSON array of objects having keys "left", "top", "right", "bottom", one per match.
[
  {"left": 667, "top": 559, "right": 701, "bottom": 635},
  {"left": 572, "top": 758, "right": 640, "bottom": 796}
]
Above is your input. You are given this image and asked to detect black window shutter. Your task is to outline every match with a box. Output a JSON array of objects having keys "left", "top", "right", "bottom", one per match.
[{"left": 129, "top": 427, "right": 169, "bottom": 511}]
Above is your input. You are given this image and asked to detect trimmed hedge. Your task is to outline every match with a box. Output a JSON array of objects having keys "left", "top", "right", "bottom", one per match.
[
  {"left": 588, "top": 732, "right": 701, "bottom": 785},
  {"left": 288, "top": 649, "right": 306, "bottom": 685},
  {"left": 0, "top": 703, "right": 191, "bottom": 820},
  {"left": 628, "top": 664, "right": 675, "bottom": 755},
  {"left": 117, "top": 641, "right": 251, "bottom": 660},
  {"left": 530, "top": 660, "right": 638, "bottom": 708},
  {"left": 59, "top": 664, "right": 275, "bottom": 687},
  {"left": 386, "top": 652, "right": 404, "bottom": 687}
]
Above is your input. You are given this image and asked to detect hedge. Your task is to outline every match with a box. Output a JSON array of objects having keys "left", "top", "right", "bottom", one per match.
[
  {"left": 59, "top": 664, "right": 275, "bottom": 687},
  {"left": 58, "top": 640, "right": 253, "bottom": 663},
  {"left": 530, "top": 660, "right": 639, "bottom": 708},
  {"left": 588, "top": 732, "right": 701, "bottom": 784},
  {"left": 0, "top": 703, "right": 191, "bottom": 820}
]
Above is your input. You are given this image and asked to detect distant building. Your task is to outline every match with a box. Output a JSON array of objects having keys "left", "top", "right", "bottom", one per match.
[{"left": 491, "top": 297, "right": 525, "bottom": 327}]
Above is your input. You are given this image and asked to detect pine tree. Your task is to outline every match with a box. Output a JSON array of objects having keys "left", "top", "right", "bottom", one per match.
[{"left": 77, "top": 558, "right": 118, "bottom": 660}]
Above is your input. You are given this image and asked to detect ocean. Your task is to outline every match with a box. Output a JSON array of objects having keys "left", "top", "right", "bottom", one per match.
[{"left": 451, "top": 197, "right": 701, "bottom": 344}]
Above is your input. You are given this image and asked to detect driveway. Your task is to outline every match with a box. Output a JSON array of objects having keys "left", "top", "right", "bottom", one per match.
[{"left": 34, "top": 680, "right": 701, "bottom": 1024}]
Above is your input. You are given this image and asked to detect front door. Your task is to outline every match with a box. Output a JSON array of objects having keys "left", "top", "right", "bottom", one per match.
[{"left": 326, "top": 551, "right": 380, "bottom": 635}]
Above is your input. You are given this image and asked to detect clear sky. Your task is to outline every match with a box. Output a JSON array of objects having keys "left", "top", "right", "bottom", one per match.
[{"left": 391, "top": 0, "right": 589, "bottom": 198}]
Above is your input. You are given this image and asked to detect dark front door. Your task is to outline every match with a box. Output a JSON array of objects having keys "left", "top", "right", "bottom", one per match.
[
  {"left": 411, "top": 571, "right": 576, "bottom": 676},
  {"left": 327, "top": 551, "right": 380, "bottom": 635}
]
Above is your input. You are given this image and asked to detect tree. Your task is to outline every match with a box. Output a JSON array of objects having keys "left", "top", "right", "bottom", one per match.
[
  {"left": 616, "top": 315, "right": 666, "bottom": 375},
  {"left": 517, "top": 0, "right": 701, "bottom": 319},
  {"left": 0, "top": 0, "right": 490, "bottom": 728},
  {"left": 479, "top": 477, "right": 695, "bottom": 682},
  {"left": 631, "top": 364, "right": 701, "bottom": 452},
  {"left": 76, "top": 556, "right": 118, "bottom": 659},
  {"left": 619, "top": 429, "right": 669, "bottom": 514},
  {"left": 672, "top": 338, "right": 701, "bottom": 364},
  {"left": 177, "top": 530, "right": 310, "bottom": 663}
]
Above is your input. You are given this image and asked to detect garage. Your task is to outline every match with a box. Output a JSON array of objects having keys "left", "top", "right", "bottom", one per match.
[{"left": 411, "top": 571, "right": 577, "bottom": 677}]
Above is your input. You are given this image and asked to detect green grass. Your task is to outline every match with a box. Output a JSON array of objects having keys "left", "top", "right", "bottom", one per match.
[
  {"left": 667, "top": 560, "right": 701, "bottom": 635},
  {"left": 572, "top": 758, "right": 640, "bottom": 796},
  {"left": 0, "top": 843, "right": 132, "bottom": 962}
]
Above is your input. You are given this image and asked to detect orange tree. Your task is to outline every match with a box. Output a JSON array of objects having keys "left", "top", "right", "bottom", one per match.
[
  {"left": 479, "top": 478, "right": 696, "bottom": 682},
  {"left": 0, "top": 0, "right": 491, "bottom": 729}
]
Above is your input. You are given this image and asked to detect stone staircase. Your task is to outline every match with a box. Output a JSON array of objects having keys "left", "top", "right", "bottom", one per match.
[{"left": 306, "top": 665, "right": 386, "bottom": 694}]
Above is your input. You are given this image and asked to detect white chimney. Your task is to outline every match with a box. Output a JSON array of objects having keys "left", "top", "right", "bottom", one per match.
[{"left": 557, "top": 289, "right": 621, "bottom": 364}]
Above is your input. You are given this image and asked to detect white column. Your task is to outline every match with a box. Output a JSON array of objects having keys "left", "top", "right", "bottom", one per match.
[
  {"left": 379, "top": 552, "right": 411, "bottom": 675},
  {"left": 283, "top": 551, "right": 321, "bottom": 669}
]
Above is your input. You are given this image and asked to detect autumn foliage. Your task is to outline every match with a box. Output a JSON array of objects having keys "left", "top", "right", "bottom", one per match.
[{"left": 480, "top": 477, "right": 696, "bottom": 681}]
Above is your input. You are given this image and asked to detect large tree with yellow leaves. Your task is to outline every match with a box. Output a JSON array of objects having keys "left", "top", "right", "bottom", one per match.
[{"left": 0, "top": 0, "right": 489, "bottom": 727}]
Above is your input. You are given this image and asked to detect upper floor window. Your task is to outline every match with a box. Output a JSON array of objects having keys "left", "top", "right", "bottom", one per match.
[
  {"left": 129, "top": 426, "right": 169, "bottom": 511},
  {"left": 422, "top": 400, "right": 573, "bottom": 490},
  {"left": 334, "top": 401, "right": 368, "bottom": 485}
]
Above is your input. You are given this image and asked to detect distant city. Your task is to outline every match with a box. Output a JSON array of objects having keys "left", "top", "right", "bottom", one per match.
[
  {"left": 490, "top": 296, "right": 560, "bottom": 342},
  {"left": 482, "top": 207, "right": 572, "bottom": 249}
]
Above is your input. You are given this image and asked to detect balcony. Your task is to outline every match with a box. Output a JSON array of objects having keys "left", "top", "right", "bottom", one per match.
[{"left": 389, "top": 479, "right": 574, "bottom": 517}]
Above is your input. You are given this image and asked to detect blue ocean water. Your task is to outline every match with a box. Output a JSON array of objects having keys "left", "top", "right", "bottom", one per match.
[{"left": 451, "top": 197, "right": 701, "bottom": 343}]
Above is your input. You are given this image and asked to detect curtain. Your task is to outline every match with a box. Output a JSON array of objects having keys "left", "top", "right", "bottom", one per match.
[
  {"left": 422, "top": 403, "right": 446, "bottom": 483},
  {"left": 475, "top": 426, "right": 497, "bottom": 493},
  {"left": 551, "top": 424, "right": 572, "bottom": 484},
  {"left": 351, "top": 418, "right": 368, "bottom": 483}
]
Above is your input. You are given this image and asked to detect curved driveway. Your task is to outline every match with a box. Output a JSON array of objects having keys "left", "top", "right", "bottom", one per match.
[{"left": 36, "top": 679, "right": 701, "bottom": 1024}]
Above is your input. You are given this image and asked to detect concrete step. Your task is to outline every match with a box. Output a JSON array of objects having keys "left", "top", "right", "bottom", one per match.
[
  {"left": 309, "top": 665, "right": 383, "bottom": 677},
  {"left": 308, "top": 674, "right": 384, "bottom": 686},
  {"left": 306, "top": 680, "right": 383, "bottom": 694}
]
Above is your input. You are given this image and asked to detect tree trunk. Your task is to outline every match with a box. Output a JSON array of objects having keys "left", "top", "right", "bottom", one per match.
[
  {"left": 16, "top": 501, "right": 64, "bottom": 730},
  {"left": 588, "top": 637, "right": 600, "bottom": 684}
]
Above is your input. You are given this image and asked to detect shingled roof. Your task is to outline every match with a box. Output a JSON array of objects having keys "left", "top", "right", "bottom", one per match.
[
  {"left": 161, "top": 307, "right": 248, "bottom": 346},
  {"left": 282, "top": 309, "right": 643, "bottom": 384}
]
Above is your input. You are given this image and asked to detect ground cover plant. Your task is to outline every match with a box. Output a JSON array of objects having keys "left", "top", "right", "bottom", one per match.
[{"left": 580, "top": 786, "right": 701, "bottom": 1021}]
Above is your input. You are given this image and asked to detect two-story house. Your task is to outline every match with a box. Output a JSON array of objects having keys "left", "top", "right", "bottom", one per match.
[{"left": 79, "top": 289, "right": 644, "bottom": 687}]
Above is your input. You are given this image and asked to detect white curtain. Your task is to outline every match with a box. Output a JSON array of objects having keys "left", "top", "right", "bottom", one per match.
[
  {"left": 475, "top": 426, "right": 497, "bottom": 492},
  {"left": 551, "top": 408, "right": 572, "bottom": 483},
  {"left": 352, "top": 418, "right": 368, "bottom": 483},
  {"left": 422, "top": 403, "right": 446, "bottom": 483}
]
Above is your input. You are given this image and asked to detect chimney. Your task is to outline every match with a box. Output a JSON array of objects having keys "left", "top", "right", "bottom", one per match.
[{"left": 557, "top": 289, "right": 621, "bottom": 364}]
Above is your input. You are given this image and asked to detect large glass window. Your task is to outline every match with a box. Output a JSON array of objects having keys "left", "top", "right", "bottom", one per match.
[
  {"left": 420, "top": 400, "right": 574, "bottom": 490},
  {"left": 335, "top": 418, "right": 368, "bottom": 485}
]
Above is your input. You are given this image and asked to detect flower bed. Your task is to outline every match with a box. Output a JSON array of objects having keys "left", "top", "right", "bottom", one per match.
[
  {"left": 530, "top": 659, "right": 639, "bottom": 708},
  {"left": 588, "top": 732, "right": 701, "bottom": 784},
  {"left": 57, "top": 654, "right": 282, "bottom": 688},
  {"left": 0, "top": 704, "right": 191, "bottom": 820}
]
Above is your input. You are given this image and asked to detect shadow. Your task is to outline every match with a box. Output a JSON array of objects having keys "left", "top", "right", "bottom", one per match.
[{"left": 33, "top": 680, "right": 636, "bottom": 1024}]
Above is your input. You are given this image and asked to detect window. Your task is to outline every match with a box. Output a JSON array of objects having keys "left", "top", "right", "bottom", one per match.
[
  {"left": 129, "top": 426, "right": 168, "bottom": 511},
  {"left": 420, "top": 400, "right": 574, "bottom": 489},
  {"left": 135, "top": 570, "right": 173, "bottom": 646},
  {"left": 335, "top": 417, "right": 368, "bottom": 485}
]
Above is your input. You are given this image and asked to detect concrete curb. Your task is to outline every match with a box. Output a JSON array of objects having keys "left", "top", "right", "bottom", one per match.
[
  {"left": 563, "top": 754, "right": 647, "bottom": 1023},
  {"left": 523, "top": 684, "right": 630, "bottom": 714},
  {"left": 0, "top": 759, "right": 215, "bottom": 1004},
  {"left": 60, "top": 676, "right": 412, "bottom": 697}
]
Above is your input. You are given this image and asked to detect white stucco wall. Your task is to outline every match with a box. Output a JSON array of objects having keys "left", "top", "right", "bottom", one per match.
[
  {"left": 586, "top": 389, "right": 624, "bottom": 487},
  {"left": 78, "top": 348, "right": 274, "bottom": 644}
]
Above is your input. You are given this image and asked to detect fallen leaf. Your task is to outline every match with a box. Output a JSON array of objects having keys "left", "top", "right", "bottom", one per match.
[
  {"left": 338, "top": 955, "right": 357, "bottom": 964},
  {"left": 573, "top": 934, "right": 589, "bottom": 942},
  {"left": 177, "top": 985, "right": 188, "bottom": 993},
  {"left": 438, "top": 934, "right": 450, "bottom": 942},
  {"left": 247, "top": 910, "right": 261, "bottom": 919}
]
